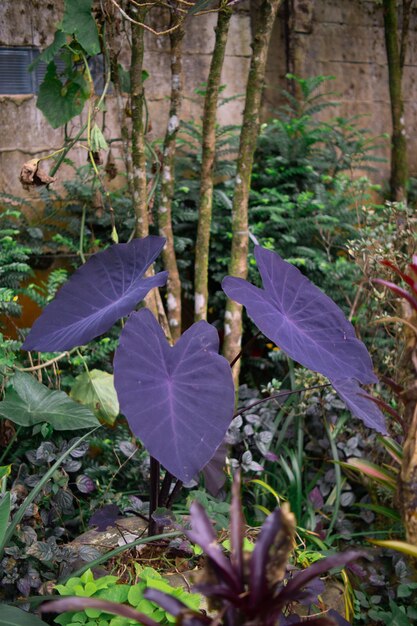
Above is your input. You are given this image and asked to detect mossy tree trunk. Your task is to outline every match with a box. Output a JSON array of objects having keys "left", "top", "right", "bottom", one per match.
[
  {"left": 222, "top": 0, "right": 283, "bottom": 383},
  {"left": 158, "top": 20, "right": 184, "bottom": 341},
  {"left": 130, "top": 8, "right": 150, "bottom": 237},
  {"left": 383, "top": 0, "right": 412, "bottom": 202},
  {"left": 194, "top": 7, "right": 232, "bottom": 322}
]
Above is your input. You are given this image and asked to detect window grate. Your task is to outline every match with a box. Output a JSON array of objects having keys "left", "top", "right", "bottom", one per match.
[{"left": 0, "top": 47, "right": 107, "bottom": 95}]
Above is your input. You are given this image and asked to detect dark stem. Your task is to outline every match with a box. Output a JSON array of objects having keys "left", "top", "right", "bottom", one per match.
[
  {"left": 229, "top": 330, "right": 262, "bottom": 368},
  {"left": 166, "top": 479, "right": 183, "bottom": 508},
  {"left": 232, "top": 383, "right": 331, "bottom": 418},
  {"left": 159, "top": 470, "right": 174, "bottom": 508},
  {"left": 148, "top": 457, "right": 160, "bottom": 537}
]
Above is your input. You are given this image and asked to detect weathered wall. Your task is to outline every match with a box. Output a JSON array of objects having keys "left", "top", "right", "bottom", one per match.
[{"left": 1, "top": 0, "right": 417, "bottom": 197}]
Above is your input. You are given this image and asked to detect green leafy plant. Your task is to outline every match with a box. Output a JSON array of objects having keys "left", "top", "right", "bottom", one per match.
[{"left": 53, "top": 566, "right": 201, "bottom": 626}]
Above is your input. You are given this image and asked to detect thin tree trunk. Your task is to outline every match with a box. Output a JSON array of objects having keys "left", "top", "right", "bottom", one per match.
[
  {"left": 130, "top": 9, "right": 167, "bottom": 325},
  {"left": 222, "top": 0, "right": 282, "bottom": 383},
  {"left": 158, "top": 20, "right": 184, "bottom": 341},
  {"left": 106, "top": 12, "right": 135, "bottom": 201},
  {"left": 130, "top": 7, "right": 150, "bottom": 237},
  {"left": 383, "top": 0, "right": 408, "bottom": 202},
  {"left": 194, "top": 7, "right": 232, "bottom": 322}
]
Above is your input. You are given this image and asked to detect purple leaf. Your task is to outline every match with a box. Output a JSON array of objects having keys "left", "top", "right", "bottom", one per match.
[
  {"left": 201, "top": 440, "right": 228, "bottom": 495},
  {"left": 308, "top": 486, "right": 324, "bottom": 510},
  {"left": 75, "top": 474, "right": 96, "bottom": 494},
  {"left": 114, "top": 309, "right": 235, "bottom": 482},
  {"left": 89, "top": 504, "right": 120, "bottom": 530},
  {"left": 144, "top": 590, "right": 210, "bottom": 625},
  {"left": 222, "top": 246, "right": 377, "bottom": 384},
  {"left": 276, "top": 551, "right": 363, "bottom": 608},
  {"left": 187, "top": 501, "right": 239, "bottom": 590},
  {"left": 22, "top": 237, "right": 167, "bottom": 352},
  {"left": 249, "top": 507, "right": 294, "bottom": 605},
  {"left": 41, "top": 597, "right": 160, "bottom": 626},
  {"left": 331, "top": 379, "right": 387, "bottom": 434},
  {"left": 327, "top": 609, "right": 352, "bottom": 626}
]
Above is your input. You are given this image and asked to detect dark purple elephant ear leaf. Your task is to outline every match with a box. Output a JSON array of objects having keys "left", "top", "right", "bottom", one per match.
[
  {"left": 222, "top": 246, "right": 377, "bottom": 385},
  {"left": 113, "top": 309, "right": 235, "bottom": 483},
  {"left": 22, "top": 236, "right": 167, "bottom": 352},
  {"left": 331, "top": 378, "right": 387, "bottom": 434}
]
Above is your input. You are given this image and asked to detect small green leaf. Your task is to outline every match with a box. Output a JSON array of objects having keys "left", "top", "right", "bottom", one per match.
[
  {"left": 62, "top": 0, "right": 100, "bottom": 56},
  {"left": 0, "top": 371, "right": 99, "bottom": 430},
  {"left": 70, "top": 370, "right": 119, "bottom": 425},
  {"left": 29, "top": 30, "right": 67, "bottom": 70},
  {"left": 37, "top": 62, "right": 89, "bottom": 128}
]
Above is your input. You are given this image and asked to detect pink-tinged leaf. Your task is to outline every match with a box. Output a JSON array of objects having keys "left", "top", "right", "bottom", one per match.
[
  {"left": 222, "top": 246, "right": 377, "bottom": 384},
  {"left": 343, "top": 458, "right": 397, "bottom": 488},
  {"left": 114, "top": 309, "right": 235, "bottom": 483},
  {"left": 22, "top": 237, "right": 167, "bottom": 352},
  {"left": 377, "top": 436, "right": 403, "bottom": 465},
  {"left": 380, "top": 260, "right": 417, "bottom": 293},
  {"left": 331, "top": 379, "right": 387, "bottom": 434},
  {"left": 359, "top": 393, "right": 403, "bottom": 429},
  {"left": 373, "top": 278, "right": 417, "bottom": 313},
  {"left": 41, "top": 597, "right": 160, "bottom": 626}
]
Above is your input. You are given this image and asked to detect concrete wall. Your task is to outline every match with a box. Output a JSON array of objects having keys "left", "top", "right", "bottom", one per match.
[{"left": 1, "top": 0, "right": 417, "bottom": 197}]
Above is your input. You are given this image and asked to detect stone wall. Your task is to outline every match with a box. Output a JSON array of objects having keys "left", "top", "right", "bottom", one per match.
[{"left": 1, "top": 0, "right": 417, "bottom": 197}]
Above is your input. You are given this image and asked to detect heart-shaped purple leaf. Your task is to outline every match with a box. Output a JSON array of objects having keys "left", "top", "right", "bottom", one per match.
[
  {"left": 22, "top": 236, "right": 168, "bottom": 352},
  {"left": 113, "top": 309, "right": 235, "bottom": 482},
  {"left": 222, "top": 246, "right": 377, "bottom": 385},
  {"left": 331, "top": 378, "right": 387, "bottom": 434}
]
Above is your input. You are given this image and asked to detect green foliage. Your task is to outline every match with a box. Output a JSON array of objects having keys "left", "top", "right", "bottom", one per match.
[
  {"left": 34, "top": 0, "right": 100, "bottom": 128},
  {"left": 0, "top": 605, "right": 48, "bottom": 626},
  {"left": 249, "top": 75, "right": 385, "bottom": 310},
  {"left": 54, "top": 566, "right": 201, "bottom": 626},
  {"left": 0, "top": 372, "right": 99, "bottom": 430},
  {"left": 70, "top": 369, "right": 119, "bottom": 425},
  {"left": 0, "top": 209, "right": 32, "bottom": 320},
  {"left": 37, "top": 60, "right": 90, "bottom": 129}
]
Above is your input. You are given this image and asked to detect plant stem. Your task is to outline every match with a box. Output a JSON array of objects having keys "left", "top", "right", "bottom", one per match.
[
  {"left": 148, "top": 457, "right": 160, "bottom": 537},
  {"left": 159, "top": 470, "right": 174, "bottom": 507},
  {"left": 323, "top": 416, "right": 341, "bottom": 538},
  {"left": 0, "top": 427, "right": 20, "bottom": 465}
]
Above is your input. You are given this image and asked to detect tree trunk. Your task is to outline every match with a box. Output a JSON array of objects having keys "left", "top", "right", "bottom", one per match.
[
  {"left": 194, "top": 7, "right": 232, "bottom": 322},
  {"left": 222, "top": 0, "right": 283, "bottom": 383},
  {"left": 158, "top": 20, "right": 184, "bottom": 341},
  {"left": 383, "top": 0, "right": 408, "bottom": 202},
  {"left": 130, "top": 7, "right": 150, "bottom": 237}
]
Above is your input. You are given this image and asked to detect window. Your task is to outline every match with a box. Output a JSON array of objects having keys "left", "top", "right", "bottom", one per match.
[{"left": 0, "top": 47, "right": 106, "bottom": 95}]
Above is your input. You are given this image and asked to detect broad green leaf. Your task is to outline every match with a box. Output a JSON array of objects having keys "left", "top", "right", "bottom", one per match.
[
  {"left": 0, "top": 371, "right": 99, "bottom": 430},
  {"left": 70, "top": 369, "right": 119, "bottom": 425},
  {"left": 0, "top": 605, "right": 49, "bottom": 626},
  {"left": 368, "top": 539, "right": 417, "bottom": 558},
  {"left": 37, "top": 62, "right": 89, "bottom": 128},
  {"left": 0, "top": 493, "right": 10, "bottom": 546},
  {"left": 62, "top": 0, "right": 100, "bottom": 56},
  {"left": 29, "top": 30, "right": 67, "bottom": 70}
]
